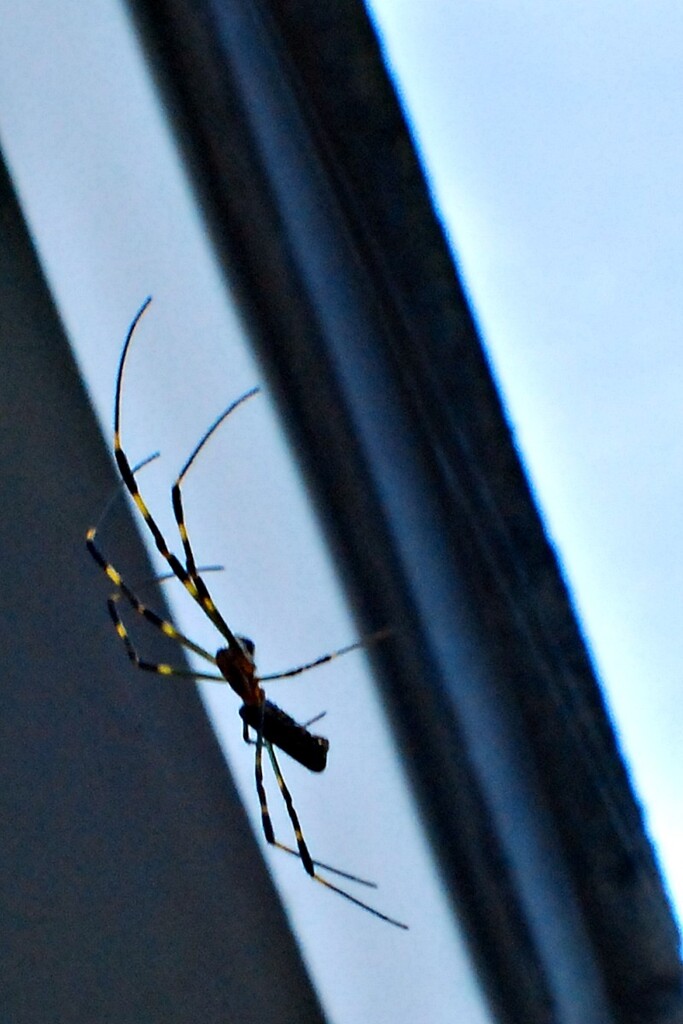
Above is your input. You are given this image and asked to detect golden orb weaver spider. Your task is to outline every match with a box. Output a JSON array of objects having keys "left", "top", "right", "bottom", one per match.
[{"left": 86, "top": 297, "right": 407, "bottom": 929}]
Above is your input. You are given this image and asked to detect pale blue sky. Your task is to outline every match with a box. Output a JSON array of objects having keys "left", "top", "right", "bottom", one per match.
[{"left": 368, "top": 0, "right": 683, "bottom": 922}]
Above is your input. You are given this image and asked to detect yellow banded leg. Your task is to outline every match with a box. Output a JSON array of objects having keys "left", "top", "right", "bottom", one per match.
[
  {"left": 115, "top": 437, "right": 238, "bottom": 645},
  {"left": 86, "top": 529, "right": 219, "bottom": 669},
  {"left": 264, "top": 744, "right": 408, "bottom": 928},
  {"left": 170, "top": 386, "right": 260, "bottom": 582},
  {"left": 111, "top": 300, "right": 250, "bottom": 648},
  {"left": 113, "top": 440, "right": 199, "bottom": 600},
  {"left": 106, "top": 596, "right": 223, "bottom": 682},
  {"left": 264, "top": 741, "right": 315, "bottom": 875},
  {"left": 254, "top": 719, "right": 279, "bottom": 851},
  {"left": 259, "top": 629, "right": 392, "bottom": 682},
  {"left": 250, "top": 723, "right": 377, "bottom": 885}
]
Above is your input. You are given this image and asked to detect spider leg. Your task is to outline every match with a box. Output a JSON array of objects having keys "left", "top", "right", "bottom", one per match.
[
  {"left": 258, "top": 737, "right": 408, "bottom": 928},
  {"left": 112, "top": 298, "right": 243, "bottom": 648},
  {"left": 87, "top": 527, "right": 221, "bottom": 676},
  {"left": 259, "top": 628, "right": 392, "bottom": 682},
  {"left": 254, "top": 717, "right": 313, "bottom": 874},
  {"left": 252, "top": 725, "right": 362, "bottom": 882},
  {"left": 112, "top": 434, "right": 236, "bottom": 641},
  {"left": 171, "top": 387, "right": 259, "bottom": 581},
  {"left": 107, "top": 593, "right": 224, "bottom": 682}
]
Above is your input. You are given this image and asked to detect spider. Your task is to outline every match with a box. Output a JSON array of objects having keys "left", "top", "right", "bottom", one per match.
[{"left": 86, "top": 298, "right": 407, "bottom": 929}]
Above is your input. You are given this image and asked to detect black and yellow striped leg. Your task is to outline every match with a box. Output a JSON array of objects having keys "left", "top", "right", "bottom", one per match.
[
  {"left": 171, "top": 484, "right": 200, "bottom": 581},
  {"left": 263, "top": 740, "right": 368, "bottom": 882},
  {"left": 260, "top": 742, "right": 408, "bottom": 928},
  {"left": 86, "top": 528, "right": 222, "bottom": 678},
  {"left": 253, "top": 714, "right": 315, "bottom": 875},
  {"left": 171, "top": 387, "right": 260, "bottom": 582},
  {"left": 259, "top": 629, "right": 392, "bottom": 682},
  {"left": 246, "top": 712, "right": 379, "bottom": 884},
  {"left": 112, "top": 436, "right": 240, "bottom": 648},
  {"left": 251, "top": 723, "right": 367, "bottom": 906},
  {"left": 112, "top": 298, "right": 242, "bottom": 649},
  {"left": 107, "top": 594, "right": 224, "bottom": 682}
]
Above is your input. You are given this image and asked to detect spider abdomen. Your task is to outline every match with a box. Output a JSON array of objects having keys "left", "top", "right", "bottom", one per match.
[{"left": 239, "top": 701, "right": 329, "bottom": 773}]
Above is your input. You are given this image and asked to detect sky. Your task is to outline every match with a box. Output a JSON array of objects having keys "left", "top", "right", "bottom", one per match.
[
  {"left": 365, "top": 0, "right": 683, "bottom": 927},
  {"left": 0, "top": 2, "right": 680, "bottom": 1021}
]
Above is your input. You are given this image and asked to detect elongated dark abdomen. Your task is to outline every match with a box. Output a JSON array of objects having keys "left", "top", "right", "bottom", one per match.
[{"left": 240, "top": 701, "right": 329, "bottom": 773}]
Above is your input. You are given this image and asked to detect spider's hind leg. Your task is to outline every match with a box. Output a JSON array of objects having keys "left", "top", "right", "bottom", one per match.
[{"left": 254, "top": 734, "right": 408, "bottom": 928}]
